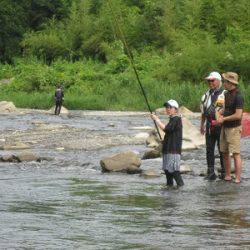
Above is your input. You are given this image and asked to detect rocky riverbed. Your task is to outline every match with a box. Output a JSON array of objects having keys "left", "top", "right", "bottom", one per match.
[{"left": 0, "top": 103, "right": 249, "bottom": 249}]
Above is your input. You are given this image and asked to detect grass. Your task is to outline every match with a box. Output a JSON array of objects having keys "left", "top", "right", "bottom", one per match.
[
  {"left": 0, "top": 83, "right": 208, "bottom": 111},
  {"left": 0, "top": 58, "right": 249, "bottom": 111}
]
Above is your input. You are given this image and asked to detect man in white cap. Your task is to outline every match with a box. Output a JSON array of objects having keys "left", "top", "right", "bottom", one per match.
[{"left": 200, "top": 72, "right": 225, "bottom": 180}]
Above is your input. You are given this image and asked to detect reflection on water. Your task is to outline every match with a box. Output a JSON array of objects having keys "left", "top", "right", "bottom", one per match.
[
  {"left": 0, "top": 112, "right": 249, "bottom": 249},
  {"left": 9, "top": 201, "right": 57, "bottom": 214},
  {"left": 208, "top": 209, "right": 250, "bottom": 229}
]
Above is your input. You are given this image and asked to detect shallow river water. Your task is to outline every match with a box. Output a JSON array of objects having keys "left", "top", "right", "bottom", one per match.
[{"left": 0, "top": 111, "right": 249, "bottom": 249}]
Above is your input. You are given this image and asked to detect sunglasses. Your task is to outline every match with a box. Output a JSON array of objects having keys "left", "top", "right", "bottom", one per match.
[{"left": 207, "top": 79, "right": 215, "bottom": 83}]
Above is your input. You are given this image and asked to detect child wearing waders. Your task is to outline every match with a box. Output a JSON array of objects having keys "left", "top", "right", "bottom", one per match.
[{"left": 151, "top": 100, "right": 184, "bottom": 187}]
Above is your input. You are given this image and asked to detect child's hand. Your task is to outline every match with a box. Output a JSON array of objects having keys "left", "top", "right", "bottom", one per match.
[{"left": 150, "top": 113, "right": 158, "bottom": 121}]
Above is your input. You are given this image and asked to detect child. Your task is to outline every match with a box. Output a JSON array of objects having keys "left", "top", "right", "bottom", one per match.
[{"left": 151, "top": 99, "right": 184, "bottom": 187}]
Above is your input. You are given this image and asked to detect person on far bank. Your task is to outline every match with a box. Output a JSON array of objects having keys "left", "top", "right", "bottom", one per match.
[
  {"left": 54, "top": 85, "right": 64, "bottom": 115},
  {"left": 200, "top": 71, "right": 225, "bottom": 180},
  {"left": 217, "top": 72, "right": 244, "bottom": 183},
  {"left": 151, "top": 100, "right": 184, "bottom": 187}
]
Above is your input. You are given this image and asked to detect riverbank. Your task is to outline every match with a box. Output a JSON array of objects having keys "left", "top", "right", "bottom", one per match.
[{"left": 1, "top": 59, "right": 250, "bottom": 112}]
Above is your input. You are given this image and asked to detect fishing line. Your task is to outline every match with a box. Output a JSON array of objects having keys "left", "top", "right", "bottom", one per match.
[{"left": 107, "top": 0, "right": 162, "bottom": 140}]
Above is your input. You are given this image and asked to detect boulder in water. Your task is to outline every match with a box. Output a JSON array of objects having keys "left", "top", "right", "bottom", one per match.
[
  {"left": 146, "top": 116, "right": 205, "bottom": 151},
  {"left": 0, "top": 154, "right": 20, "bottom": 162},
  {"left": 179, "top": 106, "right": 200, "bottom": 118},
  {"left": 0, "top": 101, "right": 16, "bottom": 113},
  {"left": 142, "top": 149, "right": 161, "bottom": 159},
  {"left": 100, "top": 151, "right": 141, "bottom": 173},
  {"left": 17, "top": 152, "right": 40, "bottom": 162},
  {"left": 0, "top": 142, "right": 30, "bottom": 150},
  {"left": 146, "top": 130, "right": 162, "bottom": 148},
  {"left": 140, "top": 169, "right": 161, "bottom": 178},
  {"left": 182, "top": 117, "right": 205, "bottom": 147}
]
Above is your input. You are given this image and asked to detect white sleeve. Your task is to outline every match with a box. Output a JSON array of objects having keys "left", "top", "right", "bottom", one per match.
[{"left": 200, "top": 94, "right": 206, "bottom": 113}]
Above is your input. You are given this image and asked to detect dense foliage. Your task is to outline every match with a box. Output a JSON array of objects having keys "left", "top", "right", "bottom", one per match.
[{"left": 0, "top": 0, "right": 249, "bottom": 110}]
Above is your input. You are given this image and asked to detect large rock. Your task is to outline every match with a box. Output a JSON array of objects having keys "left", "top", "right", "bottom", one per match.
[
  {"left": 142, "top": 149, "right": 161, "bottom": 159},
  {"left": 17, "top": 152, "right": 40, "bottom": 162},
  {"left": 182, "top": 117, "right": 204, "bottom": 147},
  {"left": 0, "top": 142, "right": 30, "bottom": 150},
  {"left": 0, "top": 101, "right": 16, "bottom": 113},
  {"left": 179, "top": 106, "right": 201, "bottom": 118},
  {"left": 100, "top": 151, "right": 141, "bottom": 173},
  {"left": 146, "top": 130, "right": 162, "bottom": 148},
  {"left": 0, "top": 154, "right": 20, "bottom": 162},
  {"left": 0, "top": 152, "right": 51, "bottom": 163},
  {"left": 146, "top": 116, "right": 205, "bottom": 151}
]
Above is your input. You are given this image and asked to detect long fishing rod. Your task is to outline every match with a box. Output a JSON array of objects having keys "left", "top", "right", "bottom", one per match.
[{"left": 107, "top": 0, "right": 162, "bottom": 140}]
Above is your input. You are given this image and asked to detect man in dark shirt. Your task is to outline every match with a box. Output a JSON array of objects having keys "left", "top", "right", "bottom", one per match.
[
  {"left": 217, "top": 72, "right": 244, "bottom": 183},
  {"left": 54, "top": 85, "right": 64, "bottom": 115}
]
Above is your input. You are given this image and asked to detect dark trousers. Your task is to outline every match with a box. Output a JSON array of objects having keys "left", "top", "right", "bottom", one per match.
[
  {"left": 55, "top": 101, "right": 62, "bottom": 115},
  {"left": 205, "top": 127, "right": 225, "bottom": 176},
  {"left": 164, "top": 170, "right": 184, "bottom": 186}
]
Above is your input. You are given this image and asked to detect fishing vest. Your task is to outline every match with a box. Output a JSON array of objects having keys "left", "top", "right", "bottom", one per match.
[{"left": 200, "top": 88, "right": 225, "bottom": 120}]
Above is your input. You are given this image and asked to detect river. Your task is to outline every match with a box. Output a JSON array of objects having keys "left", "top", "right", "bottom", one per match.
[{"left": 0, "top": 111, "right": 249, "bottom": 249}]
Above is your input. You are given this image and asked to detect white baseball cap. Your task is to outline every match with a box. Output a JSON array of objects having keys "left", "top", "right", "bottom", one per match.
[
  {"left": 164, "top": 99, "right": 179, "bottom": 109},
  {"left": 205, "top": 71, "right": 222, "bottom": 81}
]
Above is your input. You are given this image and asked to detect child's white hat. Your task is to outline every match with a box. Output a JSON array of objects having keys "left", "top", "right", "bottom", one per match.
[{"left": 164, "top": 99, "right": 179, "bottom": 109}]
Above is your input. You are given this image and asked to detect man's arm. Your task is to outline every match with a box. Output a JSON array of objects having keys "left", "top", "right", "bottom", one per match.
[
  {"left": 200, "top": 113, "right": 206, "bottom": 135},
  {"left": 219, "top": 109, "right": 243, "bottom": 123},
  {"left": 218, "top": 93, "right": 244, "bottom": 124}
]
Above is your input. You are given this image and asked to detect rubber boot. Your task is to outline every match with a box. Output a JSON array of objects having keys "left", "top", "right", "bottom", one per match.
[
  {"left": 164, "top": 170, "right": 173, "bottom": 186},
  {"left": 218, "top": 153, "right": 225, "bottom": 180},
  {"left": 173, "top": 171, "right": 184, "bottom": 186},
  {"left": 205, "top": 167, "right": 217, "bottom": 181}
]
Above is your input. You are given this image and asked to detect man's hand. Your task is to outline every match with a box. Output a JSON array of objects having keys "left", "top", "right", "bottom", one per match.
[
  {"left": 217, "top": 116, "right": 224, "bottom": 124},
  {"left": 200, "top": 124, "right": 205, "bottom": 135},
  {"left": 218, "top": 109, "right": 224, "bottom": 115}
]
